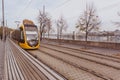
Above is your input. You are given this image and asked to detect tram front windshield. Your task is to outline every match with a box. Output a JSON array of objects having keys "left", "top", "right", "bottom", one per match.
[{"left": 24, "top": 25, "right": 38, "bottom": 41}]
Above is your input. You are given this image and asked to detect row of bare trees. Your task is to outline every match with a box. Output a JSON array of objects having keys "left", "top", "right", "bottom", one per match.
[
  {"left": 37, "top": 3, "right": 101, "bottom": 42},
  {"left": 37, "top": 9, "right": 68, "bottom": 41}
]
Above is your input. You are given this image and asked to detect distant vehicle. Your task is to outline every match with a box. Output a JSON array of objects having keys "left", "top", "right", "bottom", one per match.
[{"left": 12, "top": 19, "right": 40, "bottom": 49}]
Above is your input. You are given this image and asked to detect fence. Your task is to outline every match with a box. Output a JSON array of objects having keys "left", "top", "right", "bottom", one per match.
[{"left": 44, "top": 34, "right": 120, "bottom": 43}]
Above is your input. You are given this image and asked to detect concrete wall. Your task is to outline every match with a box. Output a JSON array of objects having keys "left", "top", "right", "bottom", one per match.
[{"left": 45, "top": 38, "right": 120, "bottom": 49}]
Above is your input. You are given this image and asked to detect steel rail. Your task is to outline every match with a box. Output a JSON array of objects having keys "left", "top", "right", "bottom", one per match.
[
  {"left": 42, "top": 43, "right": 120, "bottom": 61},
  {"left": 37, "top": 48, "right": 113, "bottom": 80},
  {"left": 41, "top": 45, "right": 120, "bottom": 70}
]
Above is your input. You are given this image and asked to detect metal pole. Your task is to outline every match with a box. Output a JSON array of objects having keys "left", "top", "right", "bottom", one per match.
[
  {"left": 15, "top": 21, "right": 20, "bottom": 28},
  {"left": 2, "top": 0, "right": 5, "bottom": 26},
  {"left": 43, "top": 5, "right": 45, "bottom": 15},
  {"left": 73, "top": 31, "right": 75, "bottom": 40},
  {"left": 2, "top": 0, "right": 5, "bottom": 40}
]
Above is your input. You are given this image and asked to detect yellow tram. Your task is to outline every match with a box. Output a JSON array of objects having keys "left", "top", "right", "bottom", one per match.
[{"left": 13, "top": 19, "right": 40, "bottom": 49}]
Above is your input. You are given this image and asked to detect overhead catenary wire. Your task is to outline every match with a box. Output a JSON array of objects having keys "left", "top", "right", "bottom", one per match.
[
  {"left": 49, "top": 0, "right": 120, "bottom": 33},
  {"left": 15, "top": 0, "right": 120, "bottom": 27},
  {"left": 98, "top": 1, "right": 120, "bottom": 12},
  {"left": 50, "top": 0, "right": 73, "bottom": 21},
  {"left": 56, "top": 0, "right": 72, "bottom": 9},
  {"left": 16, "top": 0, "right": 33, "bottom": 19},
  {"left": 64, "top": 1, "right": 120, "bottom": 20},
  {"left": 52, "top": 0, "right": 72, "bottom": 13}
]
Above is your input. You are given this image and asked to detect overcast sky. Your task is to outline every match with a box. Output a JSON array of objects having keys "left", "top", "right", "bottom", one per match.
[{"left": 1, "top": 0, "right": 120, "bottom": 33}]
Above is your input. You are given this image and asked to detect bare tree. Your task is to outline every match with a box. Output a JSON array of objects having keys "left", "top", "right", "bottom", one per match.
[
  {"left": 56, "top": 16, "right": 68, "bottom": 40},
  {"left": 45, "top": 18, "right": 52, "bottom": 38},
  {"left": 37, "top": 8, "right": 52, "bottom": 40},
  {"left": 76, "top": 3, "right": 101, "bottom": 42}
]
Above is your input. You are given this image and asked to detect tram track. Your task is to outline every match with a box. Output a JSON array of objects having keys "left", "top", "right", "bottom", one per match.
[
  {"left": 28, "top": 50, "right": 104, "bottom": 80},
  {"left": 4, "top": 39, "right": 66, "bottom": 80},
  {"left": 5, "top": 39, "right": 120, "bottom": 80},
  {"left": 42, "top": 43, "right": 120, "bottom": 62},
  {"left": 30, "top": 43, "right": 120, "bottom": 80},
  {"left": 40, "top": 44, "right": 120, "bottom": 70},
  {"left": 39, "top": 49, "right": 113, "bottom": 80}
]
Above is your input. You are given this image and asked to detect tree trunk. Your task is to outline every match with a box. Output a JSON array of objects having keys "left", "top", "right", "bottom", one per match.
[
  {"left": 40, "top": 32, "right": 43, "bottom": 41},
  {"left": 85, "top": 32, "right": 88, "bottom": 48},
  {"left": 48, "top": 31, "right": 49, "bottom": 38},
  {"left": 59, "top": 32, "right": 62, "bottom": 45}
]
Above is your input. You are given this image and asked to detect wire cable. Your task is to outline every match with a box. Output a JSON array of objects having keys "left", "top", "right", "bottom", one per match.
[
  {"left": 98, "top": 1, "right": 120, "bottom": 12},
  {"left": 52, "top": 0, "right": 72, "bottom": 12},
  {"left": 16, "top": 0, "right": 33, "bottom": 19}
]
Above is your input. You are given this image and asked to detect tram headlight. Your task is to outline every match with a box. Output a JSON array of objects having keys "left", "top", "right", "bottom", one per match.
[{"left": 27, "top": 40, "right": 38, "bottom": 47}]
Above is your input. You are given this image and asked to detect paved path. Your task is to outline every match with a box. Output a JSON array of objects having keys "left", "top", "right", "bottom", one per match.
[{"left": 0, "top": 40, "right": 5, "bottom": 80}]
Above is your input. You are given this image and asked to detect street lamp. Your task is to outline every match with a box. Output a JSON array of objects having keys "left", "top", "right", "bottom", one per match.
[
  {"left": 2, "top": 0, "right": 5, "bottom": 41},
  {"left": 2, "top": 0, "right": 5, "bottom": 26}
]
